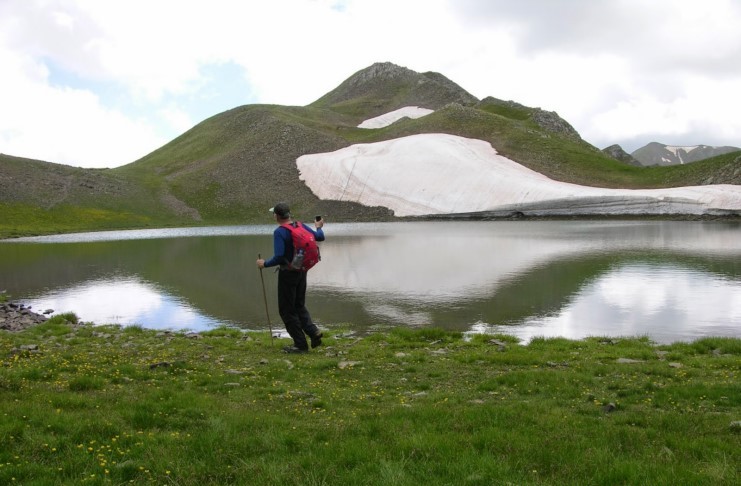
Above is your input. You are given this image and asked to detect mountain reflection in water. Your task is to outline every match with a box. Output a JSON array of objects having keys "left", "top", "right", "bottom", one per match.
[{"left": 2, "top": 221, "right": 739, "bottom": 343}]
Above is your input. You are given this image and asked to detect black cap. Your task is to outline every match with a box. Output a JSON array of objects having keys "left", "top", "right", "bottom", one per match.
[{"left": 269, "top": 202, "right": 290, "bottom": 218}]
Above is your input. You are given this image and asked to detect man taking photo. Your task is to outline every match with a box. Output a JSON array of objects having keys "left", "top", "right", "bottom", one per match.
[{"left": 257, "top": 202, "right": 325, "bottom": 353}]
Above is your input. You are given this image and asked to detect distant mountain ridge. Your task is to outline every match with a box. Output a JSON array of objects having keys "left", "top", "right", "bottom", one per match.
[{"left": 631, "top": 142, "right": 741, "bottom": 166}]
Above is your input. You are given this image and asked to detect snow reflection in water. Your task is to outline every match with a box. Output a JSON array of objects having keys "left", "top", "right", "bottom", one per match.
[{"left": 4, "top": 221, "right": 740, "bottom": 342}]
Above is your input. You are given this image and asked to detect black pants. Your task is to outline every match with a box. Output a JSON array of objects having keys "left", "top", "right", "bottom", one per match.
[{"left": 277, "top": 269, "right": 319, "bottom": 349}]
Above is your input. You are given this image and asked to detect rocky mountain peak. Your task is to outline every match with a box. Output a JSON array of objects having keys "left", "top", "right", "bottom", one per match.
[
  {"left": 602, "top": 144, "right": 642, "bottom": 166},
  {"left": 351, "top": 62, "right": 417, "bottom": 82},
  {"left": 310, "top": 62, "right": 478, "bottom": 116},
  {"left": 530, "top": 108, "right": 582, "bottom": 142},
  {"left": 476, "top": 97, "right": 583, "bottom": 142}
]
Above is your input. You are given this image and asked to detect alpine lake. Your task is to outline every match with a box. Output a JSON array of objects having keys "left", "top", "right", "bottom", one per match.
[{"left": 2, "top": 220, "right": 740, "bottom": 344}]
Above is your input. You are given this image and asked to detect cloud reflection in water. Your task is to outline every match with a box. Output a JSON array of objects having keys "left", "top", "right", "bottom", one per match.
[
  {"left": 27, "top": 277, "right": 222, "bottom": 331},
  {"left": 480, "top": 264, "right": 741, "bottom": 344}
]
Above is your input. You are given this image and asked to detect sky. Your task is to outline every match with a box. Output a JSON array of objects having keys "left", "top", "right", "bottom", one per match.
[{"left": 1, "top": 0, "right": 740, "bottom": 169}]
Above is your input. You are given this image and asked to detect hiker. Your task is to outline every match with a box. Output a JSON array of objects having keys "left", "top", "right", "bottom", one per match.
[{"left": 256, "top": 202, "right": 325, "bottom": 353}]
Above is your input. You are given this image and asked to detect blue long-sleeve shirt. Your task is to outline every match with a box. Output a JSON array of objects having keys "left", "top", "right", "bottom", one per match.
[{"left": 264, "top": 222, "right": 325, "bottom": 268}]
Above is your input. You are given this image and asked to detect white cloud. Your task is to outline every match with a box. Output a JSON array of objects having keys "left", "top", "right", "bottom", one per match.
[
  {"left": 589, "top": 75, "right": 741, "bottom": 148},
  {"left": 157, "top": 105, "right": 195, "bottom": 134},
  {"left": 0, "top": 42, "right": 165, "bottom": 166},
  {"left": 445, "top": 0, "right": 741, "bottom": 151},
  {"left": 1, "top": 0, "right": 740, "bottom": 167}
]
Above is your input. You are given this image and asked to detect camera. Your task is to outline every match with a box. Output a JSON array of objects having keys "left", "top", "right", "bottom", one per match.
[{"left": 314, "top": 215, "right": 322, "bottom": 222}]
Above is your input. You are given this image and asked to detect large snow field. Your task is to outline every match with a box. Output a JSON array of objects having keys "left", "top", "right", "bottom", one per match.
[{"left": 297, "top": 110, "right": 741, "bottom": 217}]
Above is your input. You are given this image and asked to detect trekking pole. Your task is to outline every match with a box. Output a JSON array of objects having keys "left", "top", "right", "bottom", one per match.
[{"left": 257, "top": 253, "right": 274, "bottom": 345}]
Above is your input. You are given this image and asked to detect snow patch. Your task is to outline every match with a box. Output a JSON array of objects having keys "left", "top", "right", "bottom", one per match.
[
  {"left": 358, "top": 106, "right": 434, "bottom": 129},
  {"left": 665, "top": 145, "right": 699, "bottom": 164},
  {"left": 665, "top": 145, "right": 699, "bottom": 155},
  {"left": 297, "top": 134, "right": 741, "bottom": 217}
]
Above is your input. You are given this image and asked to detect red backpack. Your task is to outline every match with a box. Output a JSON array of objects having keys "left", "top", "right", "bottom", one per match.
[{"left": 281, "top": 221, "right": 321, "bottom": 271}]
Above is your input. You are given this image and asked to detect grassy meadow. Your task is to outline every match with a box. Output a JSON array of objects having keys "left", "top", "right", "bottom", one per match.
[{"left": 1, "top": 316, "right": 739, "bottom": 485}]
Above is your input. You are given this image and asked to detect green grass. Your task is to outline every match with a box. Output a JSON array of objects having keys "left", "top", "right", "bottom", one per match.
[
  {"left": 0, "top": 203, "right": 159, "bottom": 239},
  {"left": 1, "top": 318, "right": 739, "bottom": 485},
  {"left": 476, "top": 97, "right": 539, "bottom": 121}
]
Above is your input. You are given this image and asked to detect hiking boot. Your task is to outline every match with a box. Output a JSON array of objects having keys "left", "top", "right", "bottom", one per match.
[
  {"left": 282, "top": 345, "right": 308, "bottom": 354},
  {"left": 310, "top": 333, "right": 323, "bottom": 349}
]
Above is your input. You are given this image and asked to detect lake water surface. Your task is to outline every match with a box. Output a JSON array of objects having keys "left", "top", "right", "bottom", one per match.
[{"left": 2, "top": 221, "right": 740, "bottom": 343}]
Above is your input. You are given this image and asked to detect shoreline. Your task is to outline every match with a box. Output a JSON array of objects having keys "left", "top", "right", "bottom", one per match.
[
  {"left": 3, "top": 213, "right": 740, "bottom": 240},
  {"left": 0, "top": 301, "right": 49, "bottom": 331}
]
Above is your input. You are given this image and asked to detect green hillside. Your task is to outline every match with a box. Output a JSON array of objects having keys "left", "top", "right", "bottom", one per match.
[
  {"left": 113, "top": 104, "right": 394, "bottom": 225},
  {"left": 1, "top": 62, "right": 739, "bottom": 238},
  {"left": 0, "top": 153, "right": 186, "bottom": 238}
]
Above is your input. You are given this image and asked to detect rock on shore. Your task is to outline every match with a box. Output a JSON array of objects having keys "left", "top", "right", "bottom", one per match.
[{"left": 0, "top": 302, "right": 49, "bottom": 331}]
